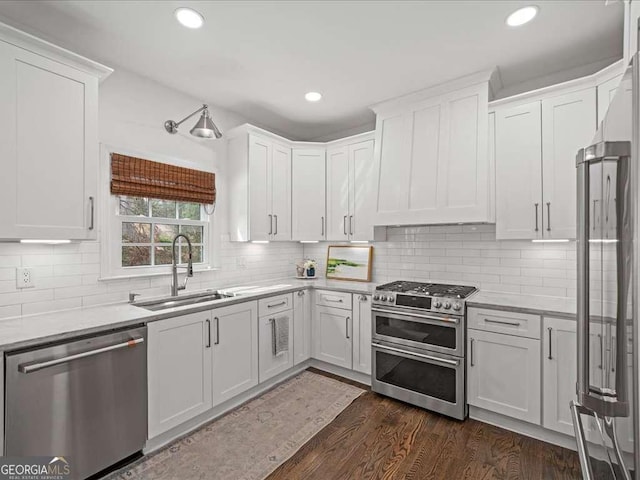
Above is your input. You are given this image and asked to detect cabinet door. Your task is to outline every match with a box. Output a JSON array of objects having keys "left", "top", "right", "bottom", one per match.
[
  {"left": 352, "top": 294, "right": 372, "bottom": 374},
  {"left": 467, "top": 329, "right": 541, "bottom": 424},
  {"left": 248, "top": 134, "right": 272, "bottom": 241},
  {"left": 313, "top": 305, "right": 352, "bottom": 369},
  {"left": 259, "top": 310, "right": 294, "bottom": 382},
  {"left": 495, "top": 101, "right": 543, "bottom": 240},
  {"left": 597, "top": 74, "right": 623, "bottom": 125},
  {"left": 148, "top": 311, "right": 213, "bottom": 438},
  {"left": 293, "top": 290, "right": 311, "bottom": 365},
  {"left": 271, "top": 142, "right": 292, "bottom": 241},
  {"left": 542, "top": 317, "right": 578, "bottom": 436},
  {"left": 292, "top": 148, "right": 326, "bottom": 241},
  {"left": 542, "top": 88, "right": 596, "bottom": 239},
  {"left": 375, "top": 112, "right": 411, "bottom": 215},
  {"left": 0, "top": 41, "right": 98, "bottom": 240},
  {"left": 327, "top": 146, "right": 350, "bottom": 241},
  {"left": 349, "top": 140, "right": 375, "bottom": 241},
  {"left": 212, "top": 302, "right": 259, "bottom": 406}
]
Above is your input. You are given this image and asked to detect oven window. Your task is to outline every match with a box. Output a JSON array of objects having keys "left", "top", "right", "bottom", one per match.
[
  {"left": 375, "top": 315, "right": 456, "bottom": 349},
  {"left": 376, "top": 351, "right": 457, "bottom": 403}
]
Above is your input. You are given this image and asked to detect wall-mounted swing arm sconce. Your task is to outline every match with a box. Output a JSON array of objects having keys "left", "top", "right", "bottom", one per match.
[{"left": 164, "top": 104, "right": 223, "bottom": 139}]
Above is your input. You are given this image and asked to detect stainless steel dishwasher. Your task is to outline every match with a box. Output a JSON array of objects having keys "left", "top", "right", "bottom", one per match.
[{"left": 5, "top": 325, "right": 147, "bottom": 480}]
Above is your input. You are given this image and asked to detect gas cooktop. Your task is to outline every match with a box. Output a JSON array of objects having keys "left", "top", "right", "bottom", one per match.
[
  {"left": 373, "top": 280, "right": 477, "bottom": 314},
  {"left": 375, "top": 281, "right": 477, "bottom": 299}
]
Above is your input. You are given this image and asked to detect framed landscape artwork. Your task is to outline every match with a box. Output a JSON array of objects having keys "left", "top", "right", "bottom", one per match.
[{"left": 326, "top": 245, "right": 373, "bottom": 282}]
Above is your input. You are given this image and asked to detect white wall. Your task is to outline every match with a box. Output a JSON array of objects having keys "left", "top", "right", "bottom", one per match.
[{"left": 0, "top": 68, "right": 302, "bottom": 319}]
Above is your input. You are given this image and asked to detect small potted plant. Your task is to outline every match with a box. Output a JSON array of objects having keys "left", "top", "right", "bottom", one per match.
[{"left": 304, "top": 259, "right": 317, "bottom": 278}]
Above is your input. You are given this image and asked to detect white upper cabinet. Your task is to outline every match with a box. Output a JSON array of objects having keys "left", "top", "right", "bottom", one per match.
[
  {"left": 326, "top": 134, "right": 375, "bottom": 241},
  {"left": 0, "top": 24, "right": 111, "bottom": 240},
  {"left": 228, "top": 127, "right": 292, "bottom": 241},
  {"left": 624, "top": 0, "right": 640, "bottom": 64},
  {"left": 292, "top": 148, "right": 326, "bottom": 241},
  {"left": 371, "top": 75, "right": 491, "bottom": 226},
  {"left": 494, "top": 84, "right": 596, "bottom": 240}
]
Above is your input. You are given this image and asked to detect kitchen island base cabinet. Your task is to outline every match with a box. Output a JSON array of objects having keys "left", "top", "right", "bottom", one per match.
[
  {"left": 467, "top": 329, "right": 541, "bottom": 424},
  {"left": 313, "top": 305, "right": 352, "bottom": 369},
  {"left": 148, "top": 311, "right": 213, "bottom": 439},
  {"left": 212, "top": 302, "right": 259, "bottom": 406},
  {"left": 259, "top": 309, "right": 294, "bottom": 383}
]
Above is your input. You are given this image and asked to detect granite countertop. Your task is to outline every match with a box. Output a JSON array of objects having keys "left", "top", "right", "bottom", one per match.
[
  {"left": 468, "top": 291, "right": 577, "bottom": 318},
  {"left": 0, "top": 277, "right": 376, "bottom": 352}
]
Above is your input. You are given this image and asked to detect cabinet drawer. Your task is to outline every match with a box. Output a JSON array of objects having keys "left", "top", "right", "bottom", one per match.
[
  {"left": 315, "top": 290, "right": 352, "bottom": 310},
  {"left": 468, "top": 308, "right": 540, "bottom": 339},
  {"left": 258, "top": 293, "right": 293, "bottom": 316}
]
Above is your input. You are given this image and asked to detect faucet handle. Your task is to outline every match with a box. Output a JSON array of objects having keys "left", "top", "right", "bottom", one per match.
[{"left": 129, "top": 292, "right": 141, "bottom": 304}]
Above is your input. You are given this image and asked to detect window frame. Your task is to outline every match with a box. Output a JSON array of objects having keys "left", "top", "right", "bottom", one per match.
[{"left": 100, "top": 144, "right": 217, "bottom": 280}]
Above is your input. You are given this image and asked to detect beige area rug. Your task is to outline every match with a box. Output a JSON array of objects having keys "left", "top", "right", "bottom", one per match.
[{"left": 105, "top": 371, "right": 365, "bottom": 480}]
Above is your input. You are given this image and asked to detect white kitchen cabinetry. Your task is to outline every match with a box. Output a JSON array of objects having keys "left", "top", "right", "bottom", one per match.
[
  {"left": 293, "top": 290, "right": 312, "bottom": 365},
  {"left": 148, "top": 311, "right": 213, "bottom": 438},
  {"left": 326, "top": 135, "right": 375, "bottom": 241},
  {"left": 494, "top": 87, "right": 596, "bottom": 239},
  {"left": 467, "top": 329, "right": 541, "bottom": 424},
  {"left": 0, "top": 25, "right": 111, "bottom": 240},
  {"left": 258, "top": 296, "right": 294, "bottom": 382},
  {"left": 352, "top": 294, "right": 372, "bottom": 375},
  {"left": 211, "top": 302, "right": 259, "bottom": 406},
  {"left": 624, "top": 0, "right": 640, "bottom": 64},
  {"left": 313, "top": 290, "right": 353, "bottom": 369},
  {"left": 597, "top": 64, "right": 624, "bottom": 126},
  {"left": 227, "top": 126, "right": 292, "bottom": 241},
  {"left": 292, "top": 148, "right": 326, "bottom": 241},
  {"left": 372, "top": 74, "right": 492, "bottom": 225}
]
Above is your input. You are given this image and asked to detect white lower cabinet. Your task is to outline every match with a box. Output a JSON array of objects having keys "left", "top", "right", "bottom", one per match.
[
  {"left": 313, "top": 305, "right": 352, "bottom": 369},
  {"left": 352, "top": 294, "right": 372, "bottom": 375},
  {"left": 293, "top": 290, "right": 312, "bottom": 365},
  {"left": 467, "top": 329, "right": 541, "bottom": 424},
  {"left": 211, "top": 302, "right": 259, "bottom": 406},
  {"left": 542, "top": 317, "right": 577, "bottom": 436},
  {"left": 259, "top": 308, "right": 294, "bottom": 382},
  {"left": 148, "top": 311, "right": 213, "bottom": 438}
]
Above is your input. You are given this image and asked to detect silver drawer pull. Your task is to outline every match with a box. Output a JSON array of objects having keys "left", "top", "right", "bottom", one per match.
[
  {"left": 484, "top": 318, "right": 521, "bottom": 327},
  {"left": 324, "top": 297, "right": 344, "bottom": 303},
  {"left": 268, "top": 300, "right": 287, "bottom": 308},
  {"left": 19, "top": 338, "right": 145, "bottom": 374},
  {"left": 374, "top": 343, "right": 459, "bottom": 366}
]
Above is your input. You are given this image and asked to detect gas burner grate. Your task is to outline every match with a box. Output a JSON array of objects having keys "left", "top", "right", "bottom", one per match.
[{"left": 376, "top": 281, "right": 477, "bottom": 299}]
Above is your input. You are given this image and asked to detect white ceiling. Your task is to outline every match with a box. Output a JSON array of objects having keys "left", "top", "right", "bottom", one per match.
[{"left": 0, "top": 0, "right": 624, "bottom": 141}]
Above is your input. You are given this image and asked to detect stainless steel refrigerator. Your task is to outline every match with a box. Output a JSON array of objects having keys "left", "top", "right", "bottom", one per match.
[{"left": 572, "top": 53, "right": 638, "bottom": 479}]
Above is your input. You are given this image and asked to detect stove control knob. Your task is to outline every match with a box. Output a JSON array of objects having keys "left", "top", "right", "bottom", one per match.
[
  {"left": 387, "top": 296, "right": 394, "bottom": 303},
  {"left": 433, "top": 300, "right": 442, "bottom": 308},
  {"left": 443, "top": 301, "right": 452, "bottom": 310},
  {"left": 453, "top": 302, "right": 462, "bottom": 311},
  {"left": 380, "top": 295, "right": 387, "bottom": 302},
  {"left": 373, "top": 294, "right": 380, "bottom": 301}
]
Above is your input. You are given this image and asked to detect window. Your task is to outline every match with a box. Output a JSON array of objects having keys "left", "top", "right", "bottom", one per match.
[{"left": 117, "top": 196, "right": 208, "bottom": 268}]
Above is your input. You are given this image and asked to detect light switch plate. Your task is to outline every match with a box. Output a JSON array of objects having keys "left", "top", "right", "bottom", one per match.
[{"left": 16, "top": 267, "right": 34, "bottom": 289}]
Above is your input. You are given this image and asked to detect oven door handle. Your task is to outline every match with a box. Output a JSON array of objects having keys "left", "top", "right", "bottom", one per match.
[
  {"left": 371, "top": 307, "right": 459, "bottom": 325},
  {"left": 373, "top": 343, "right": 459, "bottom": 366}
]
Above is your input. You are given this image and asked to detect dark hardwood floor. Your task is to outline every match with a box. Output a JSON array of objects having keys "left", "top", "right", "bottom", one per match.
[{"left": 267, "top": 369, "right": 582, "bottom": 480}]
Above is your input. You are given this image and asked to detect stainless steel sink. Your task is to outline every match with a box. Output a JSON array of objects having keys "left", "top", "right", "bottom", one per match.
[{"left": 133, "top": 290, "right": 236, "bottom": 311}]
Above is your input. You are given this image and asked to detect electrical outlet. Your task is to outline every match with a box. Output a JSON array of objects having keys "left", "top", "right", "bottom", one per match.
[{"left": 16, "top": 267, "right": 34, "bottom": 289}]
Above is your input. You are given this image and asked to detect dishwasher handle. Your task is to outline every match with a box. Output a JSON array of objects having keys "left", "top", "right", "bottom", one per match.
[{"left": 18, "top": 337, "right": 145, "bottom": 374}]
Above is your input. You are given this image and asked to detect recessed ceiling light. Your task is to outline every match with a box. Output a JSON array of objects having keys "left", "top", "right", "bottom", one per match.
[
  {"left": 506, "top": 6, "right": 538, "bottom": 27},
  {"left": 175, "top": 7, "right": 204, "bottom": 29},
  {"left": 305, "top": 92, "right": 322, "bottom": 102}
]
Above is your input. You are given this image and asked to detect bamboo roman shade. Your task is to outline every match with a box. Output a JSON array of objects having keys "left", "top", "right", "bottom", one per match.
[{"left": 110, "top": 153, "right": 216, "bottom": 204}]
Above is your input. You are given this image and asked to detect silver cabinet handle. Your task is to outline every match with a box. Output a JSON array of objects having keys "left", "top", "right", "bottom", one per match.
[
  {"left": 534, "top": 203, "right": 539, "bottom": 232},
  {"left": 205, "top": 319, "right": 211, "bottom": 348},
  {"left": 470, "top": 338, "right": 475, "bottom": 366},
  {"left": 346, "top": 316, "right": 350, "bottom": 339},
  {"left": 484, "top": 318, "right": 521, "bottom": 327},
  {"left": 321, "top": 216, "right": 325, "bottom": 236},
  {"left": 324, "top": 297, "right": 343, "bottom": 303},
  {"left": 611, "top": 339, "right": 616, "bottom": 373},
  {"left": 598, "top": 333, "right": 603, "bottom": 369},
  {"left": 214, "top": 317, "right": 220, "bottom": 345},
  {"left": 268, "top": 300, "right": 287, "bottom": 308},
  {"left": 349, "top": 215, "right": 353, "bottom": 236},
  {"left": 19, "top": 337, "right": 144, "bottom": 374},
  {"left": 343, "top": 215, "right": 347, "bottom": 235},
  {"left": 297, "top": 290, "right": 305, "bottom": 297},
  {"left": 274, "top": 214, "right": 278, "bottom": 235},
  {"left": 375, "top": 343, "right": 459, "bottom": 366},
  {"left": 268, "top": 214, "right": 273, "bottom": 235},
  {"left": 546, "top": 202, "right": 551, "bottom": 231},
  {"left": 548, "top": 327, "right": 553, "bottom": 360},
  {"left": 89, "top": 196, "right": 95, "bottom": 230}
]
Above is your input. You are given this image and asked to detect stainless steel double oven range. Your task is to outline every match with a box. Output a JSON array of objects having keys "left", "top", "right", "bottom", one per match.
[{"left": 371, "top": 281, "right": 477, "bottom": 420}]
